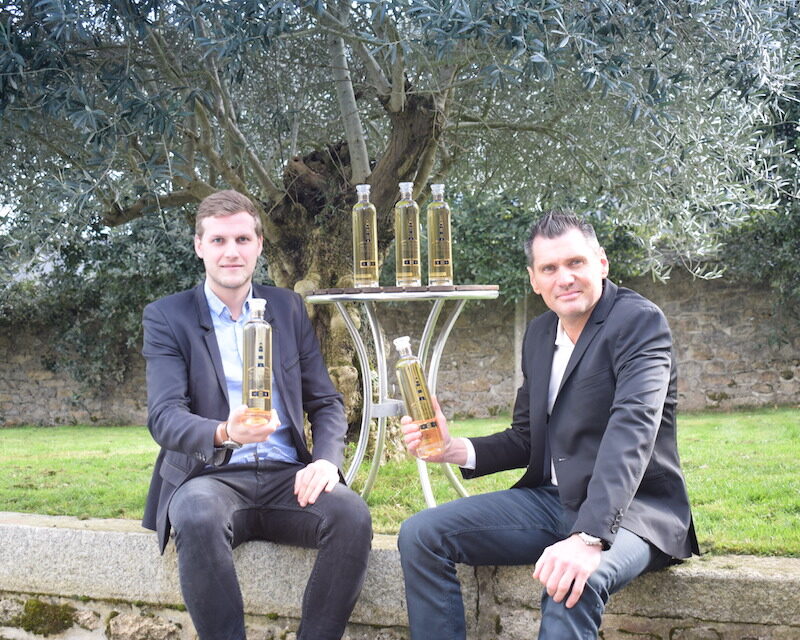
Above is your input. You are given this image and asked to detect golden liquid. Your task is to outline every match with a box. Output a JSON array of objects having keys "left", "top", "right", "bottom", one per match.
[
  {"left": 243, "top": 316, "right": 272, "bottom": 425},
  {"left": 426, "top": 200, "right": 453, "bottom": 285},
  {"left": 395, "top": 355, "right": 444, "bottom": 458},
  {"left": 352, "top": 200, "right": 379, "bottom": 287},
  {"left": 394, "top": 198, "right": 421, "bottom": 286}
]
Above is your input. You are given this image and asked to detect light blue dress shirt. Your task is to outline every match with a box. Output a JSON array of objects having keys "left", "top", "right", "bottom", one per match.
[{"left": 204, "top": 280, "right": 299, "bottom": 464}]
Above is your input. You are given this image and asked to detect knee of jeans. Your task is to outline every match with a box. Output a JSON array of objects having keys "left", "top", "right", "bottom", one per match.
[
  {"left": 168, "top": 493, "right": 229, "bottom": 535},
  {"left": 398, "top": 510, "right": 440, "bottom": 557},
  {"left": 324, "top": 490, "right": 372, "bottom": 542}
]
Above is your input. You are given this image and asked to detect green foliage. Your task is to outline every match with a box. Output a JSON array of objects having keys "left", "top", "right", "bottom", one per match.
[
  {"left": 723, "top": 205, "right": 800, "bottom": 322},
  {"left": 721, "top": 96, "right": 800, "bottom": 323},
  {"left": 0, "top": 214, "right": 202, "bottom": 390}
]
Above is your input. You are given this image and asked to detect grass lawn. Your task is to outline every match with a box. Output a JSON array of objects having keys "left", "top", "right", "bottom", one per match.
[{"left": 1, "top": 407, "right": 798, "bottom": 556}]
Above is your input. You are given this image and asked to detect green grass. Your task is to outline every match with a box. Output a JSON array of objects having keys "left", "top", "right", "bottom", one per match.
[
  {"left": 1, "top": 408, "right": 798, "bottom": 556},
  {"left": 0, "top": 425, "right": 158, "bottom": 519}
]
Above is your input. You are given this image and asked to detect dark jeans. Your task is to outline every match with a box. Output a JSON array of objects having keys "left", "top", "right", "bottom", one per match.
[
  {"left": 168, "top": 460, "right": 372, "bottom": 640},
  {"left": 397, "top": 485, "right": 669, "bottom": 640}
]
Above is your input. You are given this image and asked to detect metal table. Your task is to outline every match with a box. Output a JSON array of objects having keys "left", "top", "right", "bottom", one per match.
[{"left": 305, "top": 285, "right": 499, "bottom": 507}]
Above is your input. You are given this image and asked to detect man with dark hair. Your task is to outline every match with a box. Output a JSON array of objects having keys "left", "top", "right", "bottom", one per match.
[
  {"left": 398, "top": 210, "right": 698, "bottom": 639},
  {"left": 142, "top": 189, "right": 372, "bottom": 640}
]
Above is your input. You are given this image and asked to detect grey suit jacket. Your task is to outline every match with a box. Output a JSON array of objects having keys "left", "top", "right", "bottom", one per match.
[
  {"left": 141, "top": 283, "right": 348, "bottom": 552},
  {"left": 464, "top": 279, "right": 699, "bottom": 559}
]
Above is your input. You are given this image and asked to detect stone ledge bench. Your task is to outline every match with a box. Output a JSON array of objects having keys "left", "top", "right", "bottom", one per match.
[{"left": 1, "top": 512, "right": 799, "bottom": 639}]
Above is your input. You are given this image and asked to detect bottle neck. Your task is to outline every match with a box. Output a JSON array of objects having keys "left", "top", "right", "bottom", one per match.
[
  {"left": 250, "top": 310, "right": 264, "bottom": 321},
  {"left": 358, "top": 192, "right": 370, "bottom": 203}
]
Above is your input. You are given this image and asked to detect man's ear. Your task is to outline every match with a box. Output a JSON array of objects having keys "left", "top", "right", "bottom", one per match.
[
  {"left": 194, "top": 234, "right": 203, "bottom": 259},
  {"left": 527, "top": 265, "right": 541, "bottom": 295},
  {"left": 599, "top": 248, "right": 609, "bottom": 278}
]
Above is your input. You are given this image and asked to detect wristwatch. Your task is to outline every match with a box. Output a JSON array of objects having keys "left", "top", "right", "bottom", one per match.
[
  {"left": 577, "top": 532, "right": 603, "bottom": 547},
  {"left": 220, "top": 422, "right": 242, "bottom": 450}
]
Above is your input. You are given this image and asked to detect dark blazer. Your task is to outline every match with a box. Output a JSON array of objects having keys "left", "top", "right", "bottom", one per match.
[
  {"left": 464, "top": 280, "right": 699, "bottom": 559},
  {"left": 141, "top": 283, "right": 348, "bottom": 552}
]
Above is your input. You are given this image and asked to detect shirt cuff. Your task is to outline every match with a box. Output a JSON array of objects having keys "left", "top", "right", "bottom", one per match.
[{"left": 460, "top": 437, "right": 476, "bottom": 470}]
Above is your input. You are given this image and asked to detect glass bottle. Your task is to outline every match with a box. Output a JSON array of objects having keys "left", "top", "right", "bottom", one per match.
[
  {"left": 352, "top": 184, "right": 379, "bottom": 287},
  {"left": 426, "top": 183, "right": 453, "bottom": 286},
  {"left": 242, "top": 298, "right": 272, "bottom": 427},
  {"left": 394, "top": 181, "right": 421, "bottom": 286},
  {"left": 393, "top": 335, "right": 444, "bottom": 459}
]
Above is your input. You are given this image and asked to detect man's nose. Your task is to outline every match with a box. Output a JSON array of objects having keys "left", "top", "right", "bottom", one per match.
[
  {"left": 223, "top": 241, "right": 239, "bottom": 257},
  {"left": 556, "top": 268, "right": 575, "bottom": 286}
]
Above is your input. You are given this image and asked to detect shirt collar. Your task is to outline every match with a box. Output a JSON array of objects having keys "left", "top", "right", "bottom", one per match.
[
  {"left": 203, "top": 278, "right": 253, "bottom": 322},
  {"left": 554, "top": 319, "right": 574, "bottom": 347}
]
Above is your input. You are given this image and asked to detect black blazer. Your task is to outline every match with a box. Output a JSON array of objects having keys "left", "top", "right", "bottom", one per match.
[
  {"left": 464, "top": 280, "right": 699, "bottom": 559},
  {"left": 141, "top": 283, "right": 348, "bottom": 552}
]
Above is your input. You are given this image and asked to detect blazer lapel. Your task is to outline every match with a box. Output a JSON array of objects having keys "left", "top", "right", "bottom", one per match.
[
  {"left": 194, "top": 284, "right": 230, "bottom": 405},
  {"left": 557, "top": 279, "right": 618, "bottom": 395},
  {"left": 531, "top": 316, "right": 557, "bottom": 427}
]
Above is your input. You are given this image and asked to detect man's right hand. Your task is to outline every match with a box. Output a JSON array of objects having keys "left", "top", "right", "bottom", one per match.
[
  {"left": 222, "top": 404, "right": 280, "bottom": 445},
  {"left": 400, "top": 396, "right": 468, "bottom": 466}
]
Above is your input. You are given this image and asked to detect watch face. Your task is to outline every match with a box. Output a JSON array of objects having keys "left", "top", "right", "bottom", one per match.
[{"left": 223, "top": 440, "right": 242, "bottom": 450}]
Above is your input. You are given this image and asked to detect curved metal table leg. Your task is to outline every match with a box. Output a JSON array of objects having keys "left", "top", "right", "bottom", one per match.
[
  {"left": 427, "top": 301, "right": 471, "bottom": 501},
  {"left": 414, "top": 299, "right": 471, "bottom": 507},
  {"left": 333, "top": 301, "right": 374, "bottom": 486}
]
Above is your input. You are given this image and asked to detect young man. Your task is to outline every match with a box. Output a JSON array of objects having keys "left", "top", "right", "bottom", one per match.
[
  {"left": 398, "top": 211, "right": 698, "bottom": 639},
  {"left": 141, "top": 190, "right": 372, "bottom": 640}
]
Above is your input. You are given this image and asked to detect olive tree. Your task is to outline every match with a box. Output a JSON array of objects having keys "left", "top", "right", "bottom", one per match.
[{"left": 1, "top": 0, "right": 797, "bottom": 409}]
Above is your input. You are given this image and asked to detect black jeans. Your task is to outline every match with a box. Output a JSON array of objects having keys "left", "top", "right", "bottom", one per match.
[{"left": 168, "top": 460, "right": 372, "bottom": 640}]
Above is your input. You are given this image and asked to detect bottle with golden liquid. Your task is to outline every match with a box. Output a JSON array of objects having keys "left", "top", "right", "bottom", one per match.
[
  {"left": 426, "top": 183, "right": 453, "bottom": 286},
  {"left": 394, "top": 181, "right": 421, "bottom": 286},
  {"left": 242, "top": 298, "right": 272, "bottom": 427},
  {"left": 393, "top": 335, "right": 444, "bottom": 459},
  {"left": 352, "top": 184, "right": 379, "bottom": 287}
]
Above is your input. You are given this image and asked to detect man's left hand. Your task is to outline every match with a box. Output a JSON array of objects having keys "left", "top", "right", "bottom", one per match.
[
  {"left": 294, "top": 459, "right": 339, "bottom": 507},
  {"left": 532, "top": 534, "right": 603, "bottom": 608}
]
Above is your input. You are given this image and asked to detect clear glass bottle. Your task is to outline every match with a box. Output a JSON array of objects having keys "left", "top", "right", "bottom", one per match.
[
  {"left": 393, "top": 335, "right": 444, "bottom": 459},
  {"left": 242, "top": 298, "right": 272, "bottom": 427},
  {"left": 426, "top": 183, "right": 453, "bottom": 286},
  {"left": 352, "top": 184, "right": 379, "bottom": 287},
  {"left": 394, "top": 181, "right": 421, "bottom": 286}
]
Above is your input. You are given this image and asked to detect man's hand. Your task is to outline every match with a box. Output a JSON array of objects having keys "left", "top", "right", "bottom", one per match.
[
  {"left": 399, "top": 396, "right": 468, "bottom": 466},
  {"left": 294, "top": 459, "right": 339, "bottom": 507},
  {"left": 226, "top": 404, "right": 280, "bottom": 444},
  {"left": 532, "top": 534, "right": 603, "bottom": 608}
]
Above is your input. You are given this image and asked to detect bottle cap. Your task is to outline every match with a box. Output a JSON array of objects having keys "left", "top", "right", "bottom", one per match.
[
  {"left": 250, "top": 298, "right": 267, "bottom": 313},
  {"left": 398, "top": 182, "right": 414, "bottom": 193},
  {"left": 431, "top": 184, "right": 444, "bottom": 196},
  {"left": 356, "top": 184, "right": 370, "bottom": 195},
  {"left": 393, "top": 336, "right": 411, "bottom": 351}
]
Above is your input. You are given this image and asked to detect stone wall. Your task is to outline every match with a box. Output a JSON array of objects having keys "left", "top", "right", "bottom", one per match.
[
  {"left": 1, "top": 272, "right": 798, "bottom": 426},
  {"left": 1, "top": 512, "right": 799, "bottom": 640}
]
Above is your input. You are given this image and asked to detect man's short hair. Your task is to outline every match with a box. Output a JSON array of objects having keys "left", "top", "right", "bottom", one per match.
[
  {"left": 195, "top": 190, "right": 262, "bottom": 237},
  {"left": 524, "top": 210, "right": 599, "bottom": 266}
]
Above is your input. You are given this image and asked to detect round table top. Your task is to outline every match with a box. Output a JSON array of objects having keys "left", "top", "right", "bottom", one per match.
[{"left": 305, "top": 284, "right": 499, "bottom": 303}]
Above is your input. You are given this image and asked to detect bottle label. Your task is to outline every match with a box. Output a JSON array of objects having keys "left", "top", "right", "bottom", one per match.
[
  {"left": 249, "top": 389, "right": 270, "bottom": 399},
  {"left": 417, "top": 418, "right": 438, "bottom": 432}
]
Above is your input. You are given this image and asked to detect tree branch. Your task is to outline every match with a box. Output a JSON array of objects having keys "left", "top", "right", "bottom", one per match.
[
  {"left": 101, "top": 185, "right": 213, "bottom": 227},
  {"left": 327, "top": 1, "right": 371, "bottom": 184}
]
